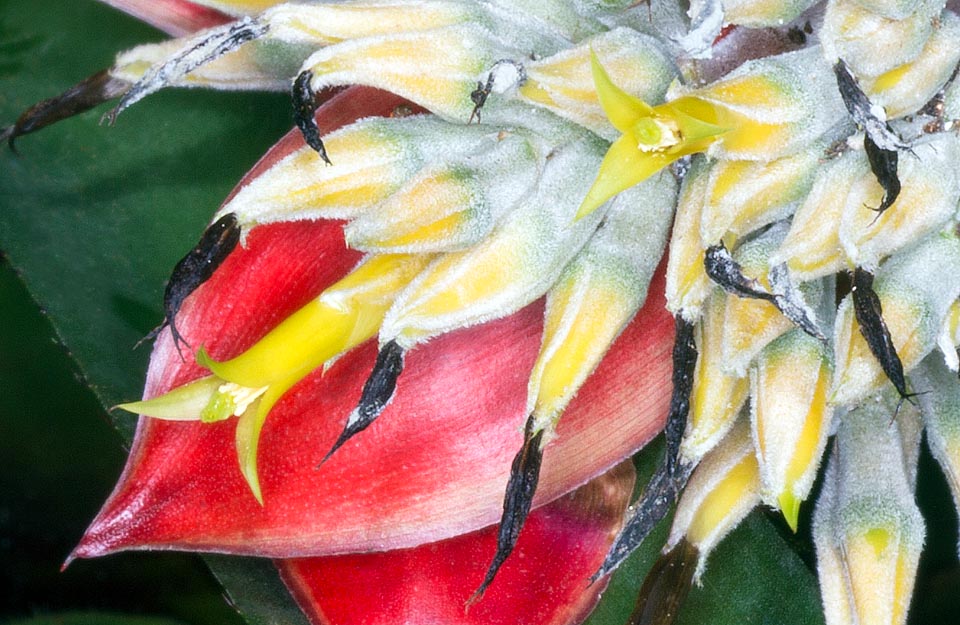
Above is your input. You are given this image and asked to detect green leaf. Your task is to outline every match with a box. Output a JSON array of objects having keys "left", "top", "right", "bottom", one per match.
[
  {"left": 0, "top": 1, "right": 302, "bottom": 623},
  {"left": 3, "top": 613, "right": 188, "bottom": 625},
  {"left": 584, "top": 441, "right": 824, "bottom": 625}
]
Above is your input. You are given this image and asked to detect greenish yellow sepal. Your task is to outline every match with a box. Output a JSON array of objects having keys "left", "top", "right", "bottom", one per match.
[
  {"left": 115, "top": 375, "right": 223, "bottom": 421},
  {"left": 576, "top": 54, "right": 725, "bottom": 219},
  {"left": 668, "top": 420, "right": 761, "bottom": 582}
]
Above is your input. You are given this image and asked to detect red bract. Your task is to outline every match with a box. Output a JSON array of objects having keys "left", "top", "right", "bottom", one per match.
[
  {"left": 279, "top": 461, "right": 636, "bottom": 625},
  {"left": 71, "top": 81, "right": 673, "bottom": 624},
  {"left": 99, "top": 0, "right": 232, "bottom": 36}
]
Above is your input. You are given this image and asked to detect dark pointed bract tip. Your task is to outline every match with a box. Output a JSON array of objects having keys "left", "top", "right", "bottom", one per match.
[
  {"left": 863, "top": 133, "right": 901, "bottom": 217},
  {"left": 703, "top": 242, "right": 774, "bottom": 302},
  {"left": 468, "top": 414, "right": 545, "bottom": 606},
  {"left": 626, "top": 540, "right": 698, "bottom": 625},
  {"left": 592, "top": 318, "right": 700, "bottom": 583},
  {"left": 321, "top": 340, "right": 405, "bottom": 465},
  {"left": 293, "top": 70, "right": 332, "bottom": 165},
  {"left": 2, "top": 69, "right": 128, "bottom": 151},
  {"left": 666, "top": 316, "right": 697, "bottom": 478},
  {"left": 160, "top": 213, "right": 241, "bottom": 358},
  {"left": 851, "top": 267, "right": 914, "bottom": 404}
]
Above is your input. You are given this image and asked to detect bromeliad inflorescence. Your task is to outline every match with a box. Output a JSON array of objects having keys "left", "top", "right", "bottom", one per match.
[{"left": 7, "top": 1, "right": 960, "bottom": 624}]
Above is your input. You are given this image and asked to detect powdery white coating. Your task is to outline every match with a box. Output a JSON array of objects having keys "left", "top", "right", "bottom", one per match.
[
  {"left": 864, "top": 10, "right": 960, "bottom": 118},
  {"left": 839, "top": 137, "right": 960, "bottom": 271},
  {"left": 667, "top": 418, "right": 760, "bottom": 583},
  {"left": 109, "top": 16, "right": 275, "bottom": 106},
  {"left": 681, "top": 291, "right": 751, "bottom": 463},
  {"left": 521, "top": 27, "right": 678, "bottom": 140},
  {"left": 831, "top": 230, "right": 960, "bottom": 407},
  {"left": 813, "top": 395, "right": 925, "bottom": 625},
  {"left": 526, "top": 171, "right": 677, "bottom": 435},
  {"left": 344, "top": 131, "right": 541, "bottom": 253},
  {"left": 260, "top": 0, "right": 479, "bottom": 45},
  {"left": 820, "top": 0, "right": 944, "bottom": 77},
  {"left": 380, "top": 138, "right": 607, "bottom": 348},
  {"left": 674, "top": 0, "right": 724, "bottom": 59},
  {"left": 723, "top": 0, "right": 818, "bottom": 27},
  {"left": 111, "top": 36, "right": 306, "bottom": 91},
  {"left": 771, "top": 149, "right": 870, "bottom": 281},
  {"left": 850, "top": 0, "right": 924, "bottom": 20},
  {"left": 486, "top": 0, "right": 606, "bottom": 40},
  {"left": 720, "top": 221, "right": 824, "bottom": 376},
  {"left": 700, "top": 144, "right": 823, "bottom": 244},
  {"left": 218, "top": 116, "right": 506, "bottom": 225},
  {"left": 674, "top": 47, "right": 847, "bottom": 161},
  {"left": 303, "top": 23, "right": 523, "bottom": 122},
  {"left": 913, "top": 355, "right": 960, "bottom": 557},
  {"left": 750, "top": 328, "right": 833, "bottom": 509},
  {"left": 666, "top": 156, "right": 713, "bottom": 318}
]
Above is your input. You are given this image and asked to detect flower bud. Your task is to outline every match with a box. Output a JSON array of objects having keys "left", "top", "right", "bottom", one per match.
[
  {"left": 111, "top": 35, "right": 309, "bottom": 91},
  {"left": 912, "top": 355, "right": 960, "bottom": 556},
  {"left": 700, "top": 144, "right": 822, "bottom": 244},
  {"left": 668, "top": 419, "right": 761, "bottom": 582},
  {"left": 669, "top": 47, "right": 847, "bottom": 161},
  {"left": 519, "top": 27, "right": 675, "bottom": 139},
  {"left": 821, "top": 0, "right": 942, "bottom": 78},
  {"left": 260, "top": 0, "right": 476, "bottom": 46},
  {"left": 751, "top": 328, "right": 833, "bottom": 531},
  {"left": 814, "top": 395, "right": 925, "bottom": 625},
  {"left": 219, "top": 117, "right": 508, "bottom": 225},
  {"left": 720, "top": 222, "right": 821, "bottom": 376},
  {"left": 839, "top": 135, "right": 960, "bottom": 271},
  {"left": 666, "top": 156, "right": 713, "bottom": 319},
  {"left": 681, "top": 292, "right": 750, "bottom": 463},
  {"left": 721, "top": 0, "right": 817, "bottom": 27},
  {"left": 302, "top": 24, "right": 522, "bottom": 121},
  {"left": 772, "top": 149, "right": 868, "bottom": 282},
  {"left": 861, "top": 11, "right": 960, "bottom": 118},
  {"left": 382, "top": 138, "right": 606, "bottom": 348},
  {"left": 832, "top": 230, "right": 960, "bottom": 406},
  {"left": 345, "top": 131, "right": 540, "bottom": 253},
  {"left": 528, "top": 172, "right": 676, "bottom": 438}
]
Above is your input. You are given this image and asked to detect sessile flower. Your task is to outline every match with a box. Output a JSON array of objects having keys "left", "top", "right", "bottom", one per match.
[{"left": 5, "top": 1, "right": 960, "bottom": 624}]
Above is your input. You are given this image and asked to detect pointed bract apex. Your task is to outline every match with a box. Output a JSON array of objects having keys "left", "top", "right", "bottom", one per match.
[
  {"left": 2, "top": 69, "right": 129, "bottom": 152},
  {"left": 160, "top": 213, "right": 242, "bottom": 358},
  {"left": 833, "top": 59, "right": 909, "bottom": 152},
  {"left": 851, "top": 267, "right": 914, "bottom": 405},
  {"left": 863, "top": 134, "right": 901, "bottom": 217},
  {"left": 323, "top": 340, "right": 405, "bottom": 463},
  {"left": 592, "top": 460, "right": 694, "bottom": 582},
  {"left": 469, "top": 414, "right": 545, "bottom": 605},
  {"left": 293, "top": 70, "right": 331, "bottom": 165},
  {"left": 104, "top": 16, "right": 269, "bottom": 124}
]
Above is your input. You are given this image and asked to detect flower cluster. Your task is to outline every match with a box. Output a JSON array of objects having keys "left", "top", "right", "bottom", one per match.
[{"left": 6, "top": 1, "right": 960, "bottom": 624}]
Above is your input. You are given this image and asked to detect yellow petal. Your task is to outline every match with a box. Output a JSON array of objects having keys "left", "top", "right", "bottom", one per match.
[
  {"left": 577, "top": 134, "right": 673, "bottom": 219},
  {"left": 589, "top": 49, "right": 653, "bottom": 132}
]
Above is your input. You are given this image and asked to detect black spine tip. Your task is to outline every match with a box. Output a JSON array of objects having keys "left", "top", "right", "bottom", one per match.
[
  {"left": 3, "top": 69, "right": 127, "bottom": 148},
  {"left": 158, "top": 213, "right": 241, "bottom": 356},
  {"left": 469, "top": 414, "right": 545, "bottom": 605},
  {"left": 863, "top": 134, "right": 901, "bottom": 217},
  {"left": 851, "top": 267, "right": 912, "bottom": 402},
  {"left": 703, "top": 242, "right": 774, "bottom": 302},
  {"left": 592, "top": 317, "right": 700, "bottom": 581},
  {"left": 292, "top": 70, "right": 331, "bottom": 165},
  {"left": 322, "top": 340, "right": 405, "bottom": 464}
]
